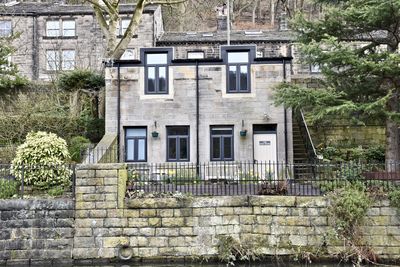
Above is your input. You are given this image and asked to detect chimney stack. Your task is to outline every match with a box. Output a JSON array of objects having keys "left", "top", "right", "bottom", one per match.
[{"left": 216, "top": 4, "right": 227, "bottom": 31}]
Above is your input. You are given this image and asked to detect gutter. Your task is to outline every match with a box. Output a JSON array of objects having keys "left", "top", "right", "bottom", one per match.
[{"left": 32, "top": 14, "right": 38, "bottom": 80}]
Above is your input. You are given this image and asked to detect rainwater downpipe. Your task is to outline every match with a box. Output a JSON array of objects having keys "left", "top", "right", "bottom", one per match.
[
  {"left": 283, "top": 58, "right": 288, "bottom": 164},
  {"left": 196, "top": 60, "right": 200, "bottom": 170},
  {"left": 117, "top": 63, "right": 121, "bottom": 162}
]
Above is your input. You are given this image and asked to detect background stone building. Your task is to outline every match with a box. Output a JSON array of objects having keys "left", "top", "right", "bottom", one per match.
[{"left": 0, "top": 2, "right": 162, "bottom": 80}]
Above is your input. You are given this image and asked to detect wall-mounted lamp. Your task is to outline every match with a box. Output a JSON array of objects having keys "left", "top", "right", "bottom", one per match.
[
  {"left": 240, "top": 119, "right": 247, "bottom": 137},
  {"left": 263, "top": 112, "right": 271, "bottom": 120},
  {"left": 152, "top": 120, "right": 159, "bottom": 138}
]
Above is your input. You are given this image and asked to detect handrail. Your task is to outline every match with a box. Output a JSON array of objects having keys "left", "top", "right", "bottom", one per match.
[{"left": 299, "top": 109, "right": 318, "bottom": 160}]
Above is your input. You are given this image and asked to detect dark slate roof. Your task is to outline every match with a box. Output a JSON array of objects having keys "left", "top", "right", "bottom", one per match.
[
  {"left": 157, "top": 30, "right": 297, "bottom": 44},
  {"left": 0, "top": 2, "right": 158, "bottom": 15}
]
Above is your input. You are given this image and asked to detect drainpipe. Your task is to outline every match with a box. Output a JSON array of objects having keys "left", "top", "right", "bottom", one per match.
[
  {"left": 227, "top": 0, "right": 230, "bottom": 45},
  {"left": 32, "top": 15, "right": 38, "bottom": 80},
  {"left": 283, "top": 59, "right": 288, "bottom": 164},
  {"left": 117, "top": 63, "right": 121, "bottom": 162},
  {"left": 196, "top": 60, "right": 200, "bottom": 170}
]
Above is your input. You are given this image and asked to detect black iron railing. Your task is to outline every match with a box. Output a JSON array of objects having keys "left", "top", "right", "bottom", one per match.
[
  {"left": 126, "top": 161, "right": 399, "bottom": 196},
  {"left": 0, "top": 164, "right": 76, "bottom": 199}
]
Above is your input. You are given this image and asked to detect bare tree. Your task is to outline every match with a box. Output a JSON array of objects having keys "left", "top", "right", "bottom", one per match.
[{"left": 85, "top": 0, "right": 186, "bottom": 60}]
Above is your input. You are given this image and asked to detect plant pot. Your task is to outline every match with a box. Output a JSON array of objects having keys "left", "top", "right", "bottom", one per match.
[
  {"left": 240, "top": 130, "right": 247, "bottom": 137},
  {"left": 151, "top": 131, "right": 159, "bottom": 138}
]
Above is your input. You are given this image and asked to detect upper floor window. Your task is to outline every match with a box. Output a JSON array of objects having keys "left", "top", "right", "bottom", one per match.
[
  {"left": 0, "top": 21, "right": 11, "bottom": 37},
  {"left": 117, "top": 18, "right": 130, "bottom": 36},
  {"left": 187, "top": 51, "right": 204, "bottom": 59},
  {"left": 46, "top": 19, "right": 76, "bottom": 37},
  {"left": 145, "top": 52, "right": 168, "bottom": 94},
  {"left": 227, "top": 51, "right": 250, "bottom": 93},
  {"left": 46, "top": 49, "right": 75, "bottom": 71}
]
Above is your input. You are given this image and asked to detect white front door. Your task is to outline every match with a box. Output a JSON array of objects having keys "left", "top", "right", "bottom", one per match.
[{"left": 253, "top": 133, "right": 277, "bottom": 179}]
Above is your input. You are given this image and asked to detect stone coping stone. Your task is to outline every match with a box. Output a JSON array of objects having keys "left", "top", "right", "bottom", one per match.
[
  {"left": 77, "top": 163, "right": 127, "bottom": 170},
  {"left": 0, "top": 199, "right": 73, "bottom": 211},
  {"left": 126, "top": 195, "right": 336, "bottom": 209}
]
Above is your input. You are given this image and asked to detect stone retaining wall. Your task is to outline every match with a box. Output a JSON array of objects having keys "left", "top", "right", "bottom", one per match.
[
  {"left": 0, "top": 199, "right": 74, "bottom": 265},
  {"left": 74, "top": 164, "right": 400, "bottom": 262}
]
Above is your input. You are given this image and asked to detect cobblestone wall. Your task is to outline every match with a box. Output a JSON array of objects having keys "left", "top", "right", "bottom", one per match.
[
  {"left": 0, "top": 199, "right": 74, "bottom": 265},
  {"left": 74, "top": 164, "right": 400, "bottom": 262}
]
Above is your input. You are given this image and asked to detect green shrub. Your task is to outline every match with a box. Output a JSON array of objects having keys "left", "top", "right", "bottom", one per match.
[
  {"left": 47, "top": 186, "right": 65, "bottom": 197},
  {"left": 388, "top": 189, "right": 400, "bottom": 210},
  {"left": 57, "top": 69, "right": 104, "bottom": 92},
  {"left": 0, "top": 76, "right": 29, "bottom": 94},
  {"left": 11, "top": 131, "right": 72, "bottom": 190},
  {"left": 364, "top": 145, "right": 385, "bottom": 162},
  {"left": 0, "top": 179, "right": 18, "bottom": 199},
  {"left": 69, "top": 136, "right": 91, "bottom": 162},
  {"left": 329, "top": 185, "right": 371, "bottom": 236}
]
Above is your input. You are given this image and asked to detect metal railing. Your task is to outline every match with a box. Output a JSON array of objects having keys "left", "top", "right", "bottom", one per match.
[
  {"left": 296, "top": 109, "right": 318, "bottom": 161},
  {"left": 0, "top": 164, "right": 76, "bottom": 199},
  {"left": 126, "top": 161, "right": 399, "bottom": 196}
]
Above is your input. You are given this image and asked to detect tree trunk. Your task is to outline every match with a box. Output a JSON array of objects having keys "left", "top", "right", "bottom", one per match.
[{"left": 385, "top": 94, "right": 400, "bottom": 169}]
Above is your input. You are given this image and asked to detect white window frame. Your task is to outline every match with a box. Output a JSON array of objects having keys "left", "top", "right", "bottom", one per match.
[
  {"left": 46, "top": 49, "right": 75, "bottom": 71},
  {"left": 0, "top": 20, "right": 12, "bottom": 37},
  {"left": 46, "top": 19, "right": 76, "bottom": 37}
]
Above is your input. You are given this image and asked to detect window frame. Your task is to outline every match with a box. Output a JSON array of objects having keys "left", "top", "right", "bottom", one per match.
[
  {"left": 142, "top": 48, "right": 173, "bottom": 95},
  {"left": 222, "top": 46, "right": 256, "bottom": 94},
  {"left": 187, "top": 51, "right": 204, "bottom": 59},
  {"left": 166, "top": 126, "right": 190, "bottom": 162},
  {"left": 46, "top": 18, "right": 76, "bottom": 37},
  {"left": 210, "top": 126, "right": 234, "bottom": 161},
  {"left": 0, "top": 20, "right": 12, "bottom": 37},
  {"left": 46, "top": 49, "right": 76, "bottom": 71},
  {"left": 124, "top": 127, "right": 147, "bottom": 162}
]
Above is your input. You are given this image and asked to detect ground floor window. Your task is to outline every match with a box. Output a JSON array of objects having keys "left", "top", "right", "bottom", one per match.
[
  {"left": 125, "top": 127, "right": 147, "bottom": 162},
  {"left": 167, "top": 126, "right": 189, "bottom": 162},
  {"left": 210, "top": 126, "right": 234, "bottom": 161}
]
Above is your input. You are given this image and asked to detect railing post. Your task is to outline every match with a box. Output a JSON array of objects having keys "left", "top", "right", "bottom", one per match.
[{"left": 20, "top": 165, "right": 24, "bottom": 199}]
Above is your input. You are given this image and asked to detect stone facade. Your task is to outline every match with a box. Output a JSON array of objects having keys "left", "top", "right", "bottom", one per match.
[
  {"left": 73, "top": 164, "right": 400, "bottom": 262},
  {"left": 0, "top": 199, "right": 74, "bottom": 265},
  {"left": 105, "top": 56, "right": 293, "bottom": 163},
  {"left": 1, "top": 3, "right": 162, "bottom": 81}
]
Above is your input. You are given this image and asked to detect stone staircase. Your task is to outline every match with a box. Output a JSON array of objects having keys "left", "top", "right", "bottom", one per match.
[{"left": 292, "top": 112, "right": 318, "bottom": 180}]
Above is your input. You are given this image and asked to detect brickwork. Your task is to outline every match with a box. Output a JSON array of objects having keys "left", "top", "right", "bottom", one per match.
[
  {"left": 74, "top": 164, "right": 400, "bottom": 261},
  {"left": 0, "top": 199, "right": 74, "bottom": 265}
]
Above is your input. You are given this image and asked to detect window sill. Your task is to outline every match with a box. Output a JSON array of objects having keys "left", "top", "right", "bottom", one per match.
[
  {"left": 222, "top": 91, "right": 256, "bottom": 98},
  {"left": 140, "top": 94, "right": 173, "bottom": 100},
  {"left": 42, "top": 36, "right": 78, "bottom": 40}
]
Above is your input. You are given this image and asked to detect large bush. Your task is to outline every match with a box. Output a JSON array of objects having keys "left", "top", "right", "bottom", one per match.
[
  {"left": 11, "top": 131, "right": 72, "bottom": 190},
  {"left": 57, "top": 69, "right": 105, "bottom": 92}
]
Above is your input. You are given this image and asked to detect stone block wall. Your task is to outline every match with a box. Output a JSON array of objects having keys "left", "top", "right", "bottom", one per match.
[
  {"left": 74, "top": 163, "right": 400, "bottom": 262},
  {"left": 0, "top": 199, "right": 74, "bottom": 265}
]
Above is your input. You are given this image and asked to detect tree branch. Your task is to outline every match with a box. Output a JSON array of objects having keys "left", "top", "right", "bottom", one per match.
[{"left": 145, "top": 0, "right": 187, "bottom": 6}]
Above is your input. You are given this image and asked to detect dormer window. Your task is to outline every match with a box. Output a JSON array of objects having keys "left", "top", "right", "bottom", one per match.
[
  {"left": 227, "top": 51, "right": 250, "bottom": 93},
  {"left": 144, "top": 50, "right": 171, "bottom": 94}
]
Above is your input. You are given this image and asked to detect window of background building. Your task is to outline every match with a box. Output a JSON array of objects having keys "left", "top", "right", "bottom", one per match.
[
  {"left": 227, "top": 51, "right": 250, "bottom": 93},
  {"left": 167, "top": 126, "right": 189, "bottom": 162},
  {"left": 62, "top": 50, "right": 75, "bottom": 70},
  {"left": 125, "top": 127, "right": 147, "bottom": 162},
  {"left": 187, "top": 51, "right": 204, "bottom": 59},
  {"left": 210, "top": 126, "right": 234, "bottom": 161},
  {"left": 117, "top": 18, "right": 131, "bottom": 36},
  {"left": 0, "top": 21, "right": 11, "bottom": 37},
  {"left": 46, "top": 50, "right": 75, "bottom": 71},
  {"left": 120, "top": 48, "right": 135, "bottom": 60},
  {"left": 145, "top": 52, "right": 168, "bottom": 94},
  {"left": 46, "top": 19, "right": 75, "bottom": 37}
]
